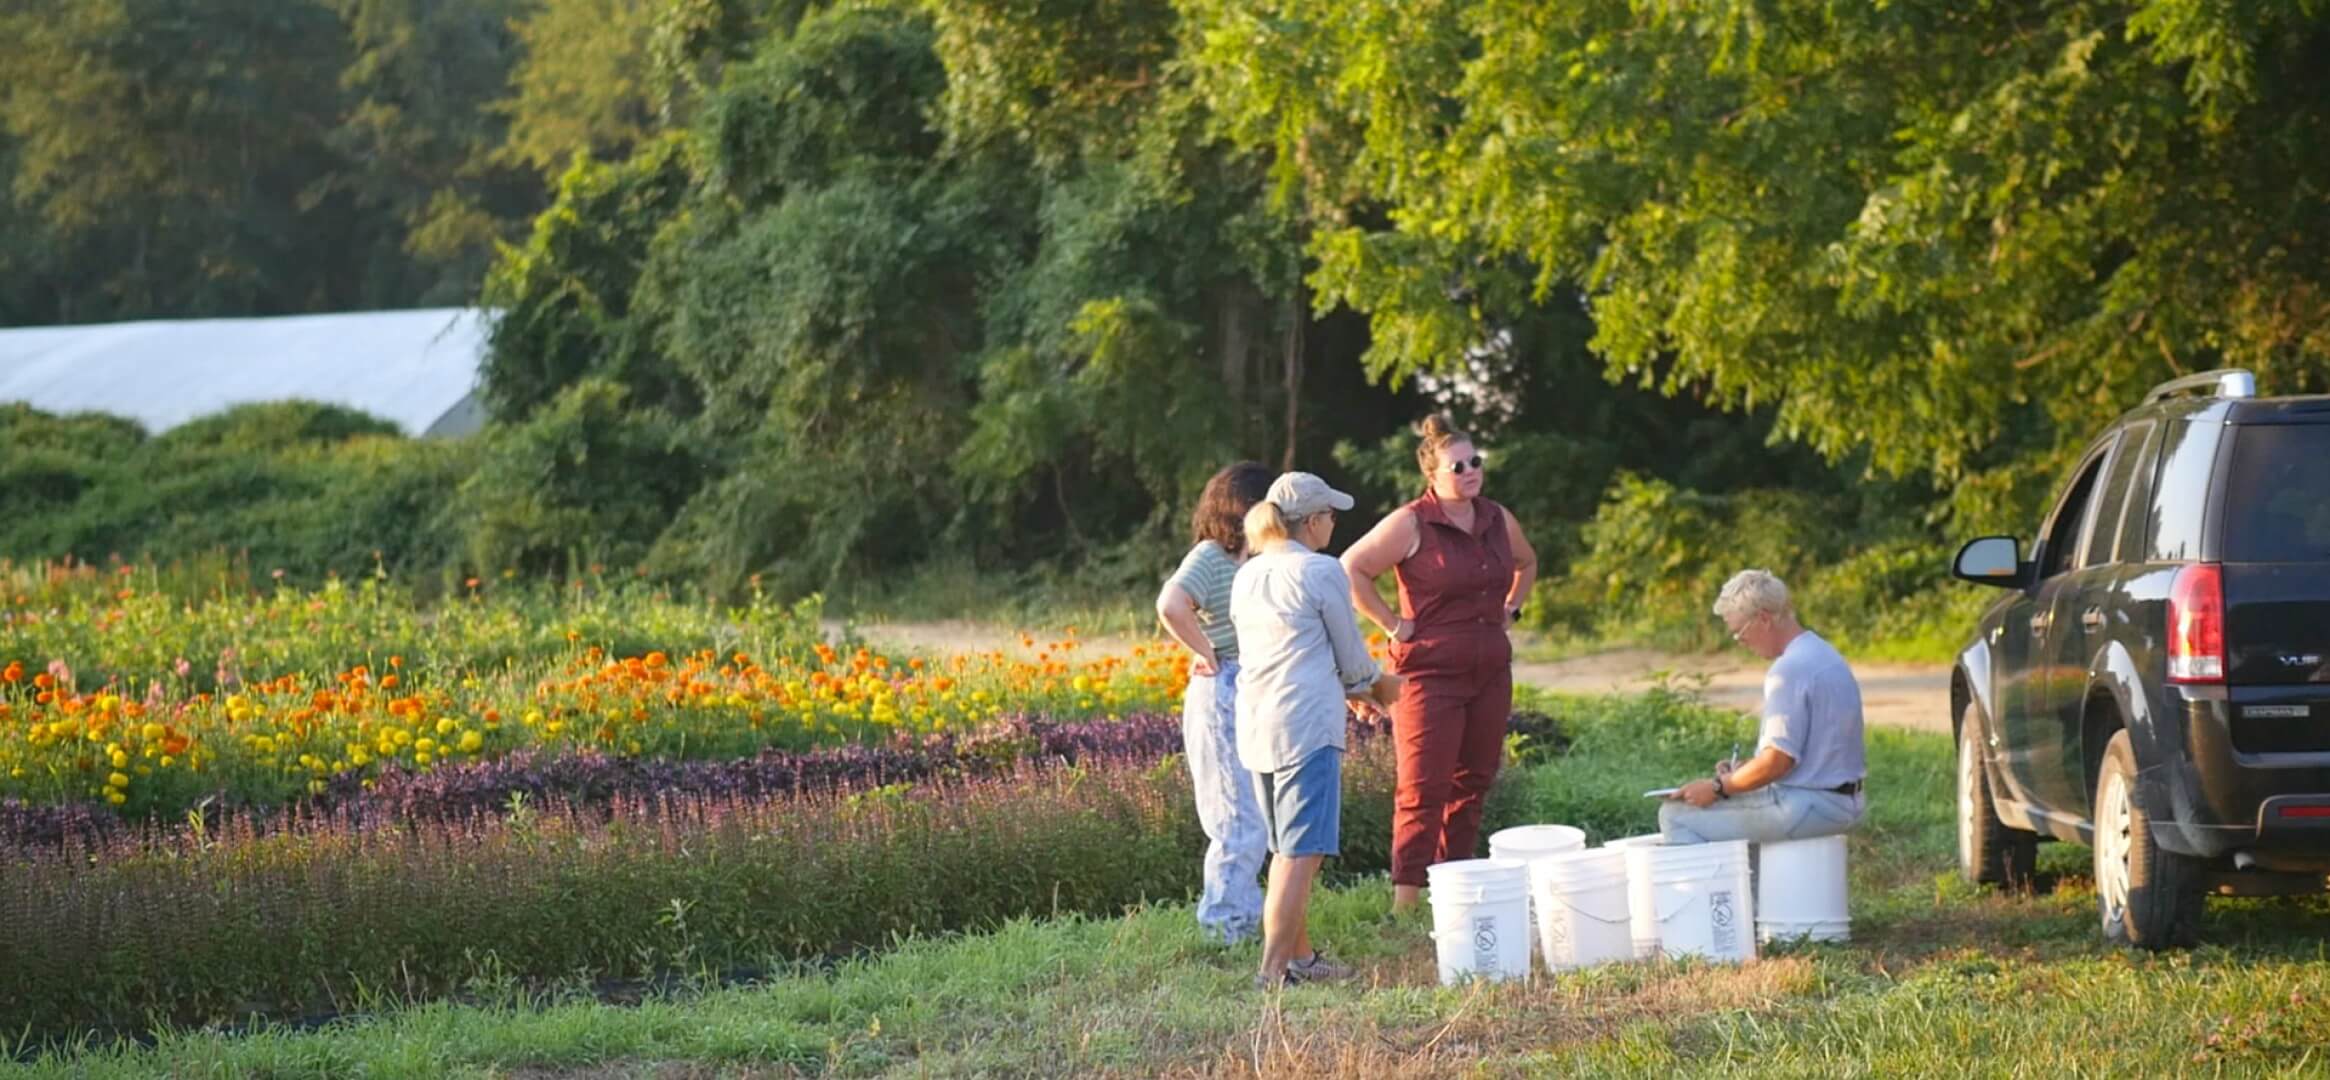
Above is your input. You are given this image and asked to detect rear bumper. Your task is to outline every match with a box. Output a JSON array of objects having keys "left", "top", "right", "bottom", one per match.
[{"left": 2138, "top": 688, "right": 2330, "bottom": 859}]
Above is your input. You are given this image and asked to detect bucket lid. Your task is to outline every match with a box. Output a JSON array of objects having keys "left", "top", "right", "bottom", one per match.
[
  {"left": 1427, "top": 856, "right": 1529, "bottom": 884},
  {"left": 1488, "top": 824, "right": 1586, "bottom": 855},
  {"left": 1531, "top": 847, "right": 1626, "bottom": 880},
  {"left": 1645, "top": 843, "right": 1751, "bottom": 874},
  {"left": 1602, "top": 833, "right": 1667, "bottom": 850}
]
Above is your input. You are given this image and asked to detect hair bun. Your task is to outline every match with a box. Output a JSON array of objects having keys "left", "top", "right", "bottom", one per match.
[{"left": 1415, "top": 413, "right": 1454, "bottom": 439}]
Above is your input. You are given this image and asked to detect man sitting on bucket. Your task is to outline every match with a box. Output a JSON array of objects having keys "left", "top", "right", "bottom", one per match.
[{"left": 1660, "top": 569, "right": 1867, "bottom": 845}]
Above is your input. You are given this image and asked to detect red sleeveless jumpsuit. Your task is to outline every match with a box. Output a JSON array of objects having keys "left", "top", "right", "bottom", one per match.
[{"left": 1388, "top": 492, "right": 1515, "bottom": 887}]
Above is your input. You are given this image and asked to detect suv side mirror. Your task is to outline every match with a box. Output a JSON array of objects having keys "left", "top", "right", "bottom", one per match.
[{"left": 1953, "top": 536, "right": 2029, "bottom": 589}]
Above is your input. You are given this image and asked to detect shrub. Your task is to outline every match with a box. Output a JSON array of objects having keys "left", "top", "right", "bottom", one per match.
[{"left": 0, "top": 403, "right": 472, "bottom": 582}]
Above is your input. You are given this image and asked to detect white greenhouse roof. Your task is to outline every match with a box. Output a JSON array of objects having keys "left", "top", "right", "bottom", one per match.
[{"left": 0, "top": 308, "right": 492, "bottom": 437}]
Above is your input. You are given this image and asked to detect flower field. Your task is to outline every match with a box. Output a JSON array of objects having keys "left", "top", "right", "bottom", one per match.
[
  {"left": 0, "top": 561, "right": 1188, "bottom": 818},
  {"left": 0, "top": 558, "right": 1420, "bottom": 1043}
]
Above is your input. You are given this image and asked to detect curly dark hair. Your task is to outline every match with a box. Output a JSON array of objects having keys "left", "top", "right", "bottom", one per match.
[{"left": 1192, "top": 461, "right": 1274, "bottom": 556}]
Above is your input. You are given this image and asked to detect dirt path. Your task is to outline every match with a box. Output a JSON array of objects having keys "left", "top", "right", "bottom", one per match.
[
  {"left": 1512, "top": 648, "right": 1952, "bottom": 734},
  {"left": 841, "top": 621, "right": 1953, "bottom": 734}
]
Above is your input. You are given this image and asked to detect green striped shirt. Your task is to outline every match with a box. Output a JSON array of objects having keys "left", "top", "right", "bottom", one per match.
[{"left": 1167, "top": 540, "right": 1241, "bottom": 660}]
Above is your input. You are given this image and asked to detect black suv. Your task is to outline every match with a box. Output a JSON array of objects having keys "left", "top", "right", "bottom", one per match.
[{"left": 1949, "top": 369, "right": 2330, "bottom": 948}]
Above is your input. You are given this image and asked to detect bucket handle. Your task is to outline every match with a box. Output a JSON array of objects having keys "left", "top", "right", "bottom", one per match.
[
  {"left": 1443, "top": 882, "right": 1523, "bottom": 904},
  {"left": 1653, "top": 883, "right": 1750, "bottom": 925},
  {"left": 1549, "top": 893, "right": 1632, "bottom": 924}
]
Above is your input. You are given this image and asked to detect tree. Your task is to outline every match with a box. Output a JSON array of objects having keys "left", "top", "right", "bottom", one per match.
[
  {"left": 1184, "top": 0, "right": 2330, "bottom": 527},
  {"left": 0, "top": 0, "right": 365, "bottom": 318}
]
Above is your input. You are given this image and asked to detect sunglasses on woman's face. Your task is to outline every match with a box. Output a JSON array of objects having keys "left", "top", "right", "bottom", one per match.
[{"left": 1444, "top": 455, "right": 1485, "bottom": 475}]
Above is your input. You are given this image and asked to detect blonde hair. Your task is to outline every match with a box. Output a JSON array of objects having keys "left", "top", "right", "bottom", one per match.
[
  {"left": 1713, "top": 569, "right": 1793, "bottom": 621},
  {"left": 1415, "top": 413, "right": 1472, "bottom": 479},
  {"left": 1243, "top": 500, "right": 1325, "bottom": 550}
]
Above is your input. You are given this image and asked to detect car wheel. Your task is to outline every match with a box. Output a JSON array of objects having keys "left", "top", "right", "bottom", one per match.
[
  {"left": 2093, "top": 729, "right": 2205, "bottom": 949},
  {"left": 1957, "top": 702, "right": 2036, "bottom": 890}
]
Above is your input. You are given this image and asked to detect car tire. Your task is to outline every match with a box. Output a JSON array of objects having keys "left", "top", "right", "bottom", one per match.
[
  {"left": 2093, "top": 729, "right": 2205, "bottom": 950},
  {"left": 1957, "top": 702, "right": 2037, "bottom": 890}
]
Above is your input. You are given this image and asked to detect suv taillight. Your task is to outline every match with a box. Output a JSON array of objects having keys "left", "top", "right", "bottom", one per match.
[{"left": 2167, "top": 562, "right": 2226, "bottom": 684}]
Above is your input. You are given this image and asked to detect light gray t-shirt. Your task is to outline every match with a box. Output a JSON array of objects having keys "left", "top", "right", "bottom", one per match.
[
  {"left": 1759, "top": 631, "right": 1866, "bottom": 790},
  {"left": 1230, "top": 541, "right": 1381, "bottom": 773},
  {"left": 1165, "top": 540, "right": 1240, "bottom": 660}
]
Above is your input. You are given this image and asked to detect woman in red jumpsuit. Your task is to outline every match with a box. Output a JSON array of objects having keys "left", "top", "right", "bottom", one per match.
[{"left": 1342, "top": 415, "right": 1538, "bottom": 914}]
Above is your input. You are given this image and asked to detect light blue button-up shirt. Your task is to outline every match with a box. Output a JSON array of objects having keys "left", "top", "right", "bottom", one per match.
[{"left": 1230, "top": 541, "right": 1381, "bottom": 773}]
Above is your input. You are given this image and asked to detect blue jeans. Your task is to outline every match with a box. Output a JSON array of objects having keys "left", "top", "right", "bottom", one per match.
[
  {"left": 1252, "top": 746, "right": 1342, "bottom": 857},
  {"left": 1184, "top": 661, "right": 1266, "bottom": 943},
  {"left": 1659, "top": 784, "right": 1864, "bottom": 846}
]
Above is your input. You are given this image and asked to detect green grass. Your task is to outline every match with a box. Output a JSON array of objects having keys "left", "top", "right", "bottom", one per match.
[{"left": 26, "top": 698, "right": 2330, "bottom": 1077}]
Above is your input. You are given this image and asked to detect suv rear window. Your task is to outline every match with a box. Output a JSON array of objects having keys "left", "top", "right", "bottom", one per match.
[{"left": 2222, "top": 425, "right": 2330, "bottom": 562}]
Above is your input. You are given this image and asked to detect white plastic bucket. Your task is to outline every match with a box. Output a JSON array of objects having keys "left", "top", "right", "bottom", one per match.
[
  {"left": 1487, "top": 824, "right": 1587, "bottom": 864},
  {"left": 1644, "top": 839, "right": 1755, "bottom": 963},
  {"left": 1604, "top": 833, "right": 1668, "bottom": 959},
  {"left": 1427, "top": 857, "right": 1532, "bottom": 985},
  {"left": 1529, "top": 848, "right": 1634, "bottom": 970},
  {"left": 1487, "top": 825, "right": 1588, "bottom": 958},
  {"left": 1755, "top": 834, "right": 1850, "bottom": 943}
]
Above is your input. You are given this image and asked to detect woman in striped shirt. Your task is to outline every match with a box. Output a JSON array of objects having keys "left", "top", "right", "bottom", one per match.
[{"left": 1156, "top": 461, "right": 1276, "bottom": 944}]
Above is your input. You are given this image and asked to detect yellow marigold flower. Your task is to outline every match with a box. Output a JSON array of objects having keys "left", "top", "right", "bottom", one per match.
[
  {"left": 106, "top": 771, "right": 129, "bottom": 789},
  {"left": 140, "top": 722, "right": 165, "bottom": 742},
  {"left": 159, "top": 755, "right": 175, "bottom": 768},
  {"left": 458, "top": 730, "right": 483, "bottom": 753},
  {"left": 435, "top": 718, "right": 456, "bottom": 736},
  {"left": 413, "top": 751, "right": 432, "bottom": 766},
  {"left": 414, "top": 737, "right": 436, "bottom": 754},
  {"left": 106, "top": 790, "right": 126, "bottom": 805},
  {"left": 109, "top": 749, "right": 128, "bottom": 769}
]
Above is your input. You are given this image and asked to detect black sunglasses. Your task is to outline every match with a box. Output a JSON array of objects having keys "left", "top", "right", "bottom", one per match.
[{"left": 1445, "top": 455, "right": 1485, "bottom": 475}]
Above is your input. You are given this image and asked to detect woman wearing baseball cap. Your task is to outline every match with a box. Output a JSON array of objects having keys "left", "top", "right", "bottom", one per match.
[{"left": 1230, "top": 471, "right": 1402, "bottom": 989}]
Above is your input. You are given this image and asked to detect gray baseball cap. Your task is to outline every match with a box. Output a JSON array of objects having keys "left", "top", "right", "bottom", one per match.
[{"left": 1267, "top": 471, "right": 1355, "bottom": 518}]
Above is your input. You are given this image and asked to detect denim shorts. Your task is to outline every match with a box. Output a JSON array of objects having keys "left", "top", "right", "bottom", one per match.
[{"left": 1253, "top": 747, "right": 1341, "bottom": 857}]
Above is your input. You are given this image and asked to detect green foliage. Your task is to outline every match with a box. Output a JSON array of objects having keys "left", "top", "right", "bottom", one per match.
[
  {"left": 1537, "top": 473, "right": 1973, "bottom": 656},
  {"left": 480, "top": 135, "right": 699, "bottom": 420},
  {"left": 0, "top": 404, "right": 471, "bottom": 582},
  {"left": 148, "top": 401, "right": 401, "bottom": 455},
  {"left": 1184, "top": 0, "right": 2330, "bottom": 533},
  {"left": 0, "top": 0, "right": 544, "bottom": 324},
  {"left": 492, "top": 0, "right": 665, "bottom": 175},
  {"left": 451, "top": 378, "right": 702, "bottom": 578},
  {"left": 698, "top": 6, "right": 946, "bottom": 202},
  {"left": 0, "top": 406, "right": 146, "bottom": 543},
  {"left": 921, "top": 0, "right": 1179, "bottom": 165}
]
